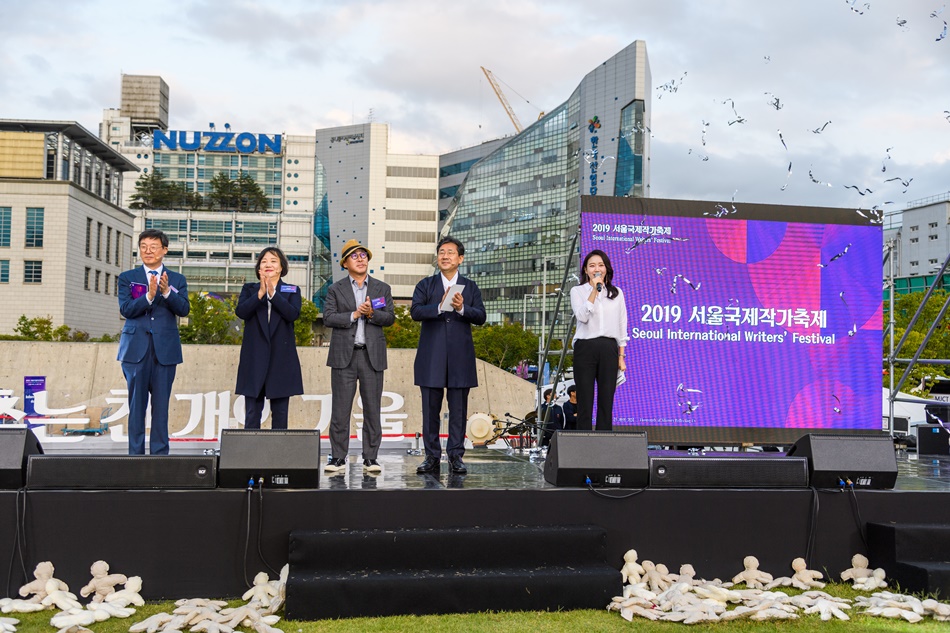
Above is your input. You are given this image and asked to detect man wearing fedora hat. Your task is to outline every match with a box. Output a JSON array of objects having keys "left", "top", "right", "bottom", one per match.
[{"left": 323, "top": 239, "right": 395, "bottom": 473}]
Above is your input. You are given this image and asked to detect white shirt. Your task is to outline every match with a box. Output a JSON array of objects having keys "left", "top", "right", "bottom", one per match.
[
  {"left": 570, "top": 283, "right": 629, "bottom": 347},
  {"left": 142, "top": 264, "right": 170, "bottom": 303}
]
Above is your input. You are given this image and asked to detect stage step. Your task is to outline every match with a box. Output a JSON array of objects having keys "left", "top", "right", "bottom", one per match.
[
  {"left": 284, "top": 525, "right": 620, "bottom": 619},
  {"left": 867, "top": 522, "right": 950, "bottom": 595}
]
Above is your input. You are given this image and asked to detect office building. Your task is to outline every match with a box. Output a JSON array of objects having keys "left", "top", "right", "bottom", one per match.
[
  {"left": 884, "top": 192, "right": 950, "bottom": 297},
  {"left": 0, "top": 120, "right": 138, "bottom": 336},
  {"left": 440, "top": 40, "right": 651, "bottom": 326}
]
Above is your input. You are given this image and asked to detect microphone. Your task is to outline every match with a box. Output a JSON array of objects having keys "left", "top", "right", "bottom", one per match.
[{"left": 594, "top": 272, "right": 603, "bottom": 292}]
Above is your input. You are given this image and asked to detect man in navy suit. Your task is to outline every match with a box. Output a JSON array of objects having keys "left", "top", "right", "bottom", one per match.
[
  {"left": 116, "top": 229, "right": 190, "bottom": 455},
  {"left": 411, "top": 236, "right": 486, "bottom": 475}
]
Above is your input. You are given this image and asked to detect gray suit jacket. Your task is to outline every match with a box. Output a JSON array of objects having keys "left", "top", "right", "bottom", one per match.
[{"left": 324, "top": 275, "right": 395, "bottom": 371}]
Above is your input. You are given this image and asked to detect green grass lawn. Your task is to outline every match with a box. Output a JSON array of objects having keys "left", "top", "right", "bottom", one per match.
[{"left": 4, "top": 583, "right": 948, "bottom": 633}]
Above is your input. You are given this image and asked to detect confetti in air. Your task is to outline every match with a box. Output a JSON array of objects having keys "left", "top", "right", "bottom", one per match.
[
  {"left": 778, "top": 129, "right": 788, "bottom": 151},
  {"left": 810, "top": 121, "right": 832, "bottom": 134},
  {"left": 896, "top": 16, "right": 909, "bottom": 29},
  {"left": 881, "top": 147, "right": 893, "bottom": 173},
  {"left": 780, "top": 162, "right": 793, "bottom": 191},
  {"left": 884, "top": 176, "right": 914, "bottom": 193},
  {"left": 808, "top": 167, "right": 832, "bottom": 187},
  {"left": 840, "top": 291, "right": 848, "bottom": 306},
  {"left": 704, "top": 192, "right": 739, "bottom": 218},
  {"left": 669, "top": 274, "right": 701, "bottom": 294},
  {"left": 720, "top": 98, "right": 747, "bottom": 125},
  {"left": 848, "top": 324, "right": 858, "bottom": 337},
  {"left": 818, "top": 243, "right": 852, "bottom": 268},
  {"left": 937, "top": 21, "right": 948, "bottom": 41},
  {"left": 832, "top": 394, "right": 843, "bottom": 415},
  {"left": 654, "top": 267, "right": 667, "bottom": 276},
  {"left": 656, "top": 72, "right": 687, "bottom": 98},
  {"left": 701, "top": 120, "right": 709, "bottom": 146},
  {"left": 763, "top": 55, "right": 771, "bottom": 63},
  {"left": 676, "top": 383, "right": 703, "bottom": 416},
  {"left": 765, "top": 93, "right": 784, "bottom": 110},
  {"left": 843, "top": 185, "right": 873, "bottom": 196},
  {"left": 845, "top": 0, "right": 869, "bottom": 14}
]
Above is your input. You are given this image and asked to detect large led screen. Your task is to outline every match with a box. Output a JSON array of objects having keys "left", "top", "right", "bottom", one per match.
[{"left": 579, "top": 197, "right": 882, "bottom": 444}]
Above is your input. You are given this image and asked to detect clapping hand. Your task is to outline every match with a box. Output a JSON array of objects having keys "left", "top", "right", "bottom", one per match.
[
  {"left": 158, "top": 272, "right": 170, "bottom": 296},
  {"left": 147, "top": 272, "right": 159, "bottom": 301}
]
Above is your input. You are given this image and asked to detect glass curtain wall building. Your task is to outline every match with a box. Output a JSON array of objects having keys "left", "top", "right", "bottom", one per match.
[{"left": 441, "top": 40, "right": 651, "bottom": 326}]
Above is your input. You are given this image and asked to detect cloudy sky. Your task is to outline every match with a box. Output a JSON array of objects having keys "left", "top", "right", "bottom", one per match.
[{"left": 2, "top": 0, "right": 948, "bottom": 213}]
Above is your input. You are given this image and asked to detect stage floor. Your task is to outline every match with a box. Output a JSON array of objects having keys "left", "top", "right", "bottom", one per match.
[{"left": 38, "top": 434, "right": 950, "bottom": 491}]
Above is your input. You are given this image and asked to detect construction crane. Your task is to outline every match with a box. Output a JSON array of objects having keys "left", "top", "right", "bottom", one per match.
[{"left": 481, "top": 66, "right": 523, "bottom": 133}]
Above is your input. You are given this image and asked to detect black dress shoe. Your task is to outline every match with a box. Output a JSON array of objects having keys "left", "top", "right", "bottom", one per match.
[
  {"left": 416, "top": 456, "right": 440, "bottom": 474},
  {"left": 450, "top": 457, "right": 467, "bottom": 474}
]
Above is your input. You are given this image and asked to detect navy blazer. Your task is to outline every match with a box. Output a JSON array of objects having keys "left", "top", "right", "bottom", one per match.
[
  {"left": 411, "top": 273, "right": 486, "bottom": 388},
  {"left": 234, "top": 279, "right": 304, "bottom": 399},
  {"left": 116, "top": 267, "right": 190, "bottom": 365}
]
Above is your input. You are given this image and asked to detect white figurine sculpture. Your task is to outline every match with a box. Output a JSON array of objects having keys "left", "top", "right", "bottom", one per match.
[
  {"left": 767, "top": 557, "right": 825, "bottom": 590},
  {"left": 731, "top": 556, "right": 773, "bottom": 589},
  {"left": 105, "top": 576, "right": 145, "bottom": 608},
  {"left": 620, "top": 549, "right": 644, "bottom": 585},
  {"left": 242, "top": 572, "right": 278, "bottom": 606},
  {"left": 79, "top": 561, "right": 127, "bottom": 603},
  {"left": 0, "top": 598, "right": 45, "bottom": 614},
  {"left": 840, "top": 553, "right": 874, "bottom": 585},
  {"left": 40, "top": 580, "right": 83, "bottom": 612},
  {"left": 18, "top": 562, "right": 67, "bottom": 604},
  {"left": 128, "top": 613, "right": 174, "bottom": 633},
  {"left": 853, "top": 568, "right": 888, "bottom": 591},
  {"left": 922, "top": 598, "right": 950, "bottom": 621},
  {"left": 803, "top": 598, "right": 851, "bottom": 621},
  {"left": 640, "top": 560, "right": 673, "bottom": 593}
]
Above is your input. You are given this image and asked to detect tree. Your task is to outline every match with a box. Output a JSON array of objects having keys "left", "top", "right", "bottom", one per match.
[
  {"left": 179, "top": 292, "right": 240, "bottom": 345},
  {"left": 887, "top": 290, "right": 950, "bottom": 393},
  {"left": 208, "top": 171, "right": 268, "bottom": 212},
  {"left": 129, "top": 171, "right": 201, "bottom": 210},
  {"left": 295, "top": 298, "right": 320, "bottom": 346},
  {"left": 128, "top": 171, "right": 173, "bottom": 209},
  {"left": 13, "top": 315, "right": 91, "bottom": 341},
  {"left": 385, "top": 306, "right": 421, "bottom": 348},
  {"left": 473, "top": 323, "right": 539, "bottom": 370}
]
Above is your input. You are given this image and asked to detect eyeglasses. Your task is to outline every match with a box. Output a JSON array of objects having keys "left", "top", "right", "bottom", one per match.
[
  {"left": 349, "top": 251, "right": 368, "bottom": 261},
  {"left": 140, "top": 245, "right": 165, "bottom": 253}
]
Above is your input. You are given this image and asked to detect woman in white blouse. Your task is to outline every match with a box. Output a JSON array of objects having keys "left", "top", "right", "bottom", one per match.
[{"left": 570, "top": 249, "right": 628, "bottom": 430}]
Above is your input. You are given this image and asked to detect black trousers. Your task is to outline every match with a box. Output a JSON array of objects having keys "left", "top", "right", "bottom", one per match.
[
  {"left": 573, "top": 337, "right": 618, "bottom": 431},
  {"left": 244, "top": 392, "right": 289, "bottom": 429}
]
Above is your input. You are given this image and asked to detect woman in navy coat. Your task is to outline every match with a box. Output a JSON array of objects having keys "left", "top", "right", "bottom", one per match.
[{"left": 235, "top": 247, "right": 304, "bottom": 429}]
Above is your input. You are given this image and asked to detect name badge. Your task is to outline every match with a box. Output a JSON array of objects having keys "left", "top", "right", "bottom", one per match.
[
  {"left": 371, "top": 296, "right": 387, "bottom": 309},
  {"left": 280, "top": 284, "right": 297, "bottom": 293}
]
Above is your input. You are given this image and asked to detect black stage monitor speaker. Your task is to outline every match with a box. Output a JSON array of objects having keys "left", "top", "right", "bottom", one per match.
[
  {"left": 543, "top": 431, "right": 649, "bottom": 487},
  {"left": 26, "top": 455, "right": 217, "bottom": 490},
  {"left": 916, "top": 423, "right": 950, "bottom": 456},
  {"left": 0, "top": 427, "right": 43, "bottom": 489},
  {"left": 649, "top": 455, "right": 809, "bottom": 488},
  {"left": 218, "top": 429, "right": 320, "bottom": 489},
  {"left": 787, "top": 433, "right": 898, "bottom": 489}
]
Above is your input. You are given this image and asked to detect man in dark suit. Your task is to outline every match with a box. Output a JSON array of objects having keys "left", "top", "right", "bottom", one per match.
[
  {"left": 116, "top": 229, "right": 190, "bottom": 455},
  {"left": 411, "top": 236, "right": 486, "bottom": 475},
  {"left": 323, "top": 239, "right": 395, "bottom": 474}
]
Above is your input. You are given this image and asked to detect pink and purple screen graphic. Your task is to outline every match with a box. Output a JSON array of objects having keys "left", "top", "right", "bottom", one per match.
[{"left": 581, "top": 212, "right": 882, "bottom": 431}]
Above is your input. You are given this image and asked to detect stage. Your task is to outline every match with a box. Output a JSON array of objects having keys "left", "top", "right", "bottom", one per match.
[{"left": 3, "top": 438, "right": 950, "bottom": 602}]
